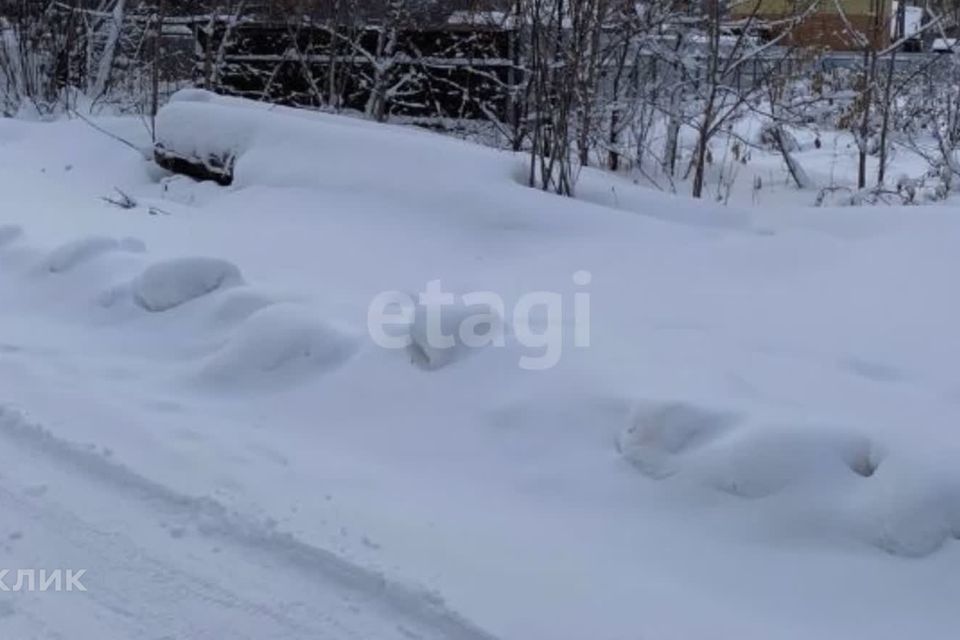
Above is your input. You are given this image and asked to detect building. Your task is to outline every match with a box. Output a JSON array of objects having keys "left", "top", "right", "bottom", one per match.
[{"left": 729, "top": 0, "right": 893, "bottom": 50}]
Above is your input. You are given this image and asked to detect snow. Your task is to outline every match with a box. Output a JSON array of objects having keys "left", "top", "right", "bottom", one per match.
[
  {"left": 446, "top": 10, "right": 510, "bottom": 26},
  {"left": 0, "top": 93, "right": 959, "bottom": 639},
  {"left": 405, "top": 296, "right": 504, "bottom": 371},
  {"left": 0, "top": 223, "right": 22, "bottom": 246},
  {"left": 198, "top": 304, "right": 359, "bottom": 390},
  {"left": 40, "top": 235, "right": 144, "bottom": 274},
  {"left": 618, "top": 400, "right": 742, "bottom": 480},
  {"left": 932, "top": 38, "right": 958, "bottom": 53},
  {"left": 891, "top": 3, "right": 924, "bottom": 39},
  {"left": 131, "top": 256, "right": 245, "bottom": 312}
]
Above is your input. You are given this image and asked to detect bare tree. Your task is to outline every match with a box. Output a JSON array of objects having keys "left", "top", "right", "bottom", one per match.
[{"left": 682, "top": 1, "right": 814, "bottom": 198}]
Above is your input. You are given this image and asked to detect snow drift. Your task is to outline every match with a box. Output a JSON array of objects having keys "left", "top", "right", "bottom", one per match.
[{"left": 0, "top": 95, "right": 958, "bottom": 640}]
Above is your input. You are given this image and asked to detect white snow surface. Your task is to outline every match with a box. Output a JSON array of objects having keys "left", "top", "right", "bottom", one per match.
[{"left": 0, "top": 92, "right": 959, "bottom": 639}]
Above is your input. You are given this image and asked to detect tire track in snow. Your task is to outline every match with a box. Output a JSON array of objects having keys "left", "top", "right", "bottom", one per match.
[
  {"left": 0, "top": 482, "right": 328, "bottom": 640},
  {"left": 0, "top": 404, "right": 499, "bottom": 640}
]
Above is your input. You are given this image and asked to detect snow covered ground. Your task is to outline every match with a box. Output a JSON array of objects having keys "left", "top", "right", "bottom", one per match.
[{"left": 1, "top": 94, "right": 959, "bottom": 639}]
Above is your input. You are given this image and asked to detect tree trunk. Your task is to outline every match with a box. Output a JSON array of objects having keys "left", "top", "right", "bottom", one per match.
[{"left": 90, "top": 0, "right": 126, "bottom": 103}]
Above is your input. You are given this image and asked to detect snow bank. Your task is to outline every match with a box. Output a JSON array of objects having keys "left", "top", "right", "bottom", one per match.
[
  {"left": 154, "top": 90, "right": 518, "bottom": 196},
  {"left": 154, "top": 90, "right": 760, "bottom": 234},
  {"left": 132, "top": 257, "right": 244, "bottom": 312}
]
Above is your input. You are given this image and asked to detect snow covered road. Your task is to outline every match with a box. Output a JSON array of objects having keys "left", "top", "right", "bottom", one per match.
[{"left": 0, "top": 405, "right": 497, "bottom": 640}]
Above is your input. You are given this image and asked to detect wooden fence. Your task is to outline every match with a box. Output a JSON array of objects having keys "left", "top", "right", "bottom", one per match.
[{"left": 196, "top": 21, "right": 518, "bottom": 122}]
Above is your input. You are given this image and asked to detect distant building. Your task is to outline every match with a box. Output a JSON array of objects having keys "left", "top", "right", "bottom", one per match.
[{"left": 729, "top": 0, "right": 893, "bottom": 50}]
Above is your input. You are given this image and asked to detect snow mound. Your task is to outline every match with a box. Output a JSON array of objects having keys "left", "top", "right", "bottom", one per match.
[
  {"left": 0, "top": 224, "right": 23, "bottom": 247},
  {"left": 869, "top": 494, "right": 959, "bottom": 557},
  {"left": 154, "top": 93, "right": 256, "bottom": 184},
  {"left": 695, "top": 426, "right": 877, "bottom": 498},
  {"left": 41, "top": 236, "right": 143, "bottom": 274},
  {"left": 618, "top": 401, "right": 741, "bottom": 479},
  {"left": 133, "top": 257, "right": 244, "bottom": 312},
  {"left": 154, "top": 90, "right": 514, "bottom": 195},
  {"left": 856, "top": 458, "right": 960, "bottom": 557},
  {"left": 407, "top": 299, "right": 503, "bottom": 371},
  {"left": 199, "top": 304, "right": 357, "bottom": 388}
]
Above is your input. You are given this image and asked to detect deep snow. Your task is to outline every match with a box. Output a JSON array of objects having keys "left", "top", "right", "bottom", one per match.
[{"left": 0, "top": 93, "right": 959, "bottom": 639}]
